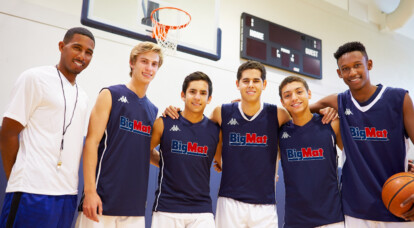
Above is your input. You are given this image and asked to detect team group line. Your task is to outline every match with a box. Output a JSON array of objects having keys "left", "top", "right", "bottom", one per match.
[{"left": 1, "top": 27, "right": 414, "bottom": 228}]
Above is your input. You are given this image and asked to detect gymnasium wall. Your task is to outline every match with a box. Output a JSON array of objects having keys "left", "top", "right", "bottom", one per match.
[{"left": 1, "top": 0, "right": 414, "bottom": 226}]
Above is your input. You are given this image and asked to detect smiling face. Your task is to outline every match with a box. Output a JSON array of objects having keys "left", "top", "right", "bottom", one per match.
[
  {"left": 280, "top": 81, "right": 311, "bottom": 115},
  {"left": 181, "top": 80, "right": 211, "bottom": 114},
  {"left": 337, "top": 50, "right": 372, "bottom": 92},
  {"left": 58, "top": 33, "right": 95, "bottom": 80},
  {"left": 130, "top": 51, "right": 160, "bottom": 85},
  {"left": 236, "top": 69, "right": 267, "bottom": 103}
]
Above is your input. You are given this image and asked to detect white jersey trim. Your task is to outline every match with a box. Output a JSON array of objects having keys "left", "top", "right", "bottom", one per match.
[
  {"left": 154, "top": 148, "right": 165, "bottom": 211},
  {"left": 96, "top": 129, "right": 109, "bottom": 187},
  {"left": 405, "top": 137, "right": 410, "bottom": 172},
  {"left": 237, "top": 102, "right": 264, "bottom": 121},
  {"left": 350, "top": 86, "right": 387, "bottom": 112}
]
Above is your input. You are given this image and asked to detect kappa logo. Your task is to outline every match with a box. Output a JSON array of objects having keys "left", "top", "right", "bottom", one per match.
[
  {"left": 345, "top": 108, "right": 353, "bottom": 115},
  {"left": 227, "top": 118, "right": 239, "bottom": 125},
  {"left": 281, "top": 132, "right": 290, "bottom": 139},
  {"left": 170, "top": 125, "right": 181, "bottom": 131},
  {"left": 118, "top": 96, "right": 129, "bottom": 103}
]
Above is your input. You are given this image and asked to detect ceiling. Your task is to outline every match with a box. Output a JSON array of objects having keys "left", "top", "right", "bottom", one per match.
[{"left": 324, "top": 0, "right": 414, "bottom": 41}]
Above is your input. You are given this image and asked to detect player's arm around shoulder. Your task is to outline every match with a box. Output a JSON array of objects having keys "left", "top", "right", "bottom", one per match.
[
  {"left": 277, "top": 106, "right": 290, "bottom": 127},
  {"left": 310, "top": 94, "right": 339, "bottom": 124},
  {"left": 330, "top": 118, "right": 343, "bottom": 151},
  {"left": 309, "top": 93, "right": 339, "bottom": 113},
  {"left": 82, "top": 88, "right": 112, "bottom": 222},
  {"left": 150, "top": 117, "right": 164, "bottom": 167},
  {"left": 162, "top": 105, "right": 181, "bottom": 119},
  {"left": 210, "top": 105, "right": 223, "bottom": 126}
]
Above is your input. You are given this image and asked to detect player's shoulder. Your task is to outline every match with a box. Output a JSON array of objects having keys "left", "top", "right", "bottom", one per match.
[
  {"left": 221, "top": 102, "right": 235, "bottom": 110},
  {"left": 264, "top": 102, "right": 277, "bottom": 108},
  {"left": 217, "top": 103, "right": 229, "bottom": 116},
  {"left": 152, "top": 116, "right": 165, "bottom": 132},
  {"left": 105, "top": 84, "right": 126, "bottom": 93},
  {"left": 144, "top": 96, "right": 158, "bottom": 111},
  {"left": 155, "top": 116, "right": 165, "bottom": 124},
  {"left": 276, "top": 105, "right": 290, "bottom": 121},
  {"left": 264, "top": 102, "right": 279, "bottom": 113},
  {"left": 279, "top": 119, "right": 293, "bottom": 130},
  {"left": 374, "top": 85, "right": 407, "bottom": 106},
  {"left": 311, "top": 113, "right": 334, "bottom": 128},
  {"left": 205, "top": 117, "right": 220, "bottom": 130},
  {"left": 383, "top": 85, "right": 407, "bottom": 95},
  {"left": 20, "top": 65, "right": 55, "bottom": 81},
  {"left": 160, "top": 114, "right": 174, "bottom": 122},
  {"left": 337, "top": 90, "right": 350, "bottom": 101},
  {"left": 311, "top": 113, "right": 322, "bottom": 121}
]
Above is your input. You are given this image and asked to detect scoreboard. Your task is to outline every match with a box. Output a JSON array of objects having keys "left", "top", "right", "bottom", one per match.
[{"left": 240, "top": 13, "right": 322, "bottom": 79}]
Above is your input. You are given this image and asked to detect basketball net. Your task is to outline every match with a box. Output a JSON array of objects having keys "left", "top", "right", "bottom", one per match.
[{"left": 151, "top": 7, "right": 191, "bottom": 55}]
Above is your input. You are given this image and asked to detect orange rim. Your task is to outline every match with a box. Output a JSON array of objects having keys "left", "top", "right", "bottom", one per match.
[{"left": 151, "top": 7, "right": 191, "bottom": 31}]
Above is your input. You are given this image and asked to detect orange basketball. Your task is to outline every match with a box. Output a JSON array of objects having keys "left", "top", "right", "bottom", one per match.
[{"left": 382, "top": 172, "right": 414, "bottom": 218}]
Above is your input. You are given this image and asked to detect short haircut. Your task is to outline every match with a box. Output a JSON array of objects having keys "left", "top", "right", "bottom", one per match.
[
  {"left": 334, "top": 41, "right": 368, "bottom": 61},
  {"left": 278, "top": 75, "right": 309, "bottom": 99},
  {"left": 237, "top": 60, "right": 266, "bottom": 81},
  {"left": 182, "top": 71, "right": 213, "bottom": 97},
  {"left": 63, "top": 27, "right": 95, "bottom": 44},
  {"left": 129, "top": 42, "right": 164, "bottom": 76}
]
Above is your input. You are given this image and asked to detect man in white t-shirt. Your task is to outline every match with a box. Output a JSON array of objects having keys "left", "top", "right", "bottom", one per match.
[{"left": 0, "top": 27, "right": 95, "bottom": 228}]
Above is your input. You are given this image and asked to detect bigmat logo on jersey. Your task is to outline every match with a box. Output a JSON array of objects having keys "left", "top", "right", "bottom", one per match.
[
  {"left": 287, "top": 147, "right": 324, "bottom": 161},
  {"left": 171, "top": 140, "right": 208, "bottom": 157},
  {"left": 350, "top": 127, "right": 388, "bottom": 141},
  {"left": 120, "top": 116, "right": 151, "bottom": 136},
  {"left": 229, "top": 132, "right": 268, "bottom": 146}
]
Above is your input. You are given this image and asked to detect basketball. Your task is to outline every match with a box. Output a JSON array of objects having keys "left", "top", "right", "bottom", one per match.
[{"left": 382, "top": 172, "right": 414, "bottom": 218}]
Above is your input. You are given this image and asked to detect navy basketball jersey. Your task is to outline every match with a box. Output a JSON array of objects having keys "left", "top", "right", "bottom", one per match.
[
  {"left": 153, "top": 114, "right": 220, "bottom": 213},
  {"left": 338, "top": 85, "right": 408, "bottom": 221},
  {"left": 219, "top": 102, "right": 279, "bottom": 204},
  {"left": 279, "top": 114, "right": 343, "bottom": 228},
  {"left": 79, "top": 84, "right": 158, "bottom": 216}
]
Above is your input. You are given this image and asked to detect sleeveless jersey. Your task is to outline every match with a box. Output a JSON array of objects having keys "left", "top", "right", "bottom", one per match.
[
  {"left": 338, "top": 84, "right": 408, "bottom": 222},
  {"left": 153, "top": 114, "right": 220, "bottom": 213},
  {"left": 79, "top": 84, "right": 158, "bottom": 216},
  {"left": 279, "top": 114, "right": 343, "bottom": 228},
  {"left": 219, "top": 102, "right": 279, "bottom": 204}
]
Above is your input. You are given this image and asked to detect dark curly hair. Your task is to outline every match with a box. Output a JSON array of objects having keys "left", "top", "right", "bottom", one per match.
[{"left": 334, "top": 41, "right": 368, "bottom": 61}]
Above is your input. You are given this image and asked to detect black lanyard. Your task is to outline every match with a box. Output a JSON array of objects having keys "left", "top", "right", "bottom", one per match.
[{"left": 56, "top": 66, "right": 78, "bottom": 168}]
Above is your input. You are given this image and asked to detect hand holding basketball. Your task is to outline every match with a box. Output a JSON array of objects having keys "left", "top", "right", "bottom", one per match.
[
  {"left": 408, "top": 160, "right": 414, "bottom": 173},
  {"left": 401, "top": 194, "right": 414, "bottom": 220},
  {"left": 382, "top": 172, "right": 414, "bottom": 219}
]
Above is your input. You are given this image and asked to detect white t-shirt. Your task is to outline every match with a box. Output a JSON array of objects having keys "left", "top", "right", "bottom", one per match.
[{"left": 4, "top": 65, "right": 89, "bottom": 195}]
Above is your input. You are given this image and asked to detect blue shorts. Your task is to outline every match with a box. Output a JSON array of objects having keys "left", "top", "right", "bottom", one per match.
[{"left": 0, "top": 192, "right": 77, "bottom": 228}]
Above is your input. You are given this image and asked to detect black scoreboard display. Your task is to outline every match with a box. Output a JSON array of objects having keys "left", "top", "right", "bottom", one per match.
[{"left": 240, "top": 13, "right": 322, "bottom": 79}]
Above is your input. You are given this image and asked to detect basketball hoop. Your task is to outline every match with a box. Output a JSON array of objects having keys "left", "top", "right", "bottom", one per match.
[{"left": 151, "top": 7, "right": 191, "bottom": 55}]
